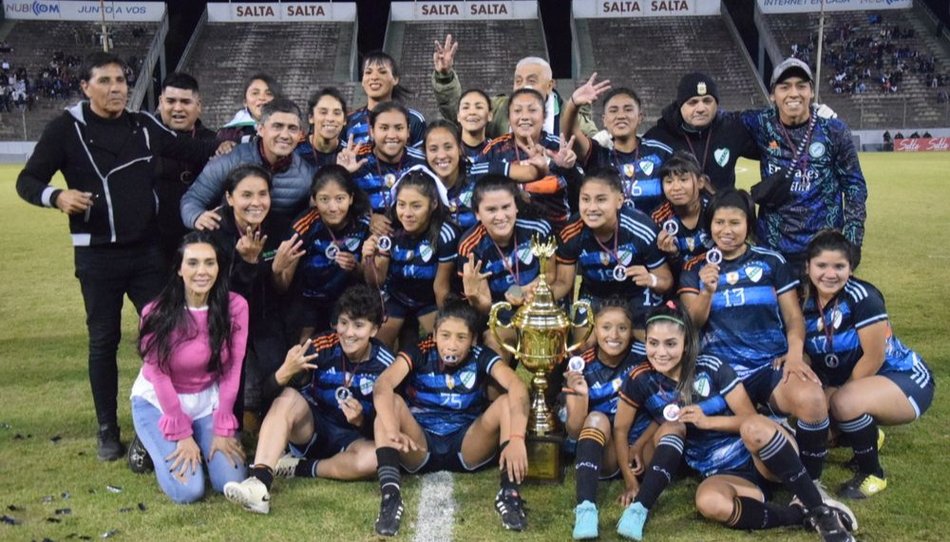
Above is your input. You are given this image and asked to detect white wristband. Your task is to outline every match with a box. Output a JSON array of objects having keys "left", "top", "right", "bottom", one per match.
[{"left": 649, "top": 273, "right": 658, "bottom": 288}]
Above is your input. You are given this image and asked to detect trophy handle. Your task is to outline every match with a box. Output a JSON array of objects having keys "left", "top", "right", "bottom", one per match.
[
  {"left": 565, "top": 300, "right": 594, "bottom": 353},
  {"left": 488, "top": 301, "right": 519, "bottom": 357}
]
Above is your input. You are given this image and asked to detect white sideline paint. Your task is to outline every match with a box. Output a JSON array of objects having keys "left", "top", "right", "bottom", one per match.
[{"left": 412, "top": 471, "right": 456, "bottom": 542}]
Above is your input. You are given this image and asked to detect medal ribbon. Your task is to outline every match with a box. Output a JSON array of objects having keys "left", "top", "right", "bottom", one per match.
[
  {"left": 819, "top": 295, "right": 839, "bottom": 352},
  {"left": 683, "top": 128, "right": 713, "bottom": 171},
  {"left": 374, "top": 150, "right": 405, "bottom": 207},
  {"left": 776, "top": 110, "right": 818, "bottom": 179},
  {"left": 610, "top": 141, "right": 641, "bottom": 202},
  {"left": 593, "top": 217, "right": 622, "bottom": 269},
  {"left": 490, "top": 231, "right": 521, "bottom": 286}
]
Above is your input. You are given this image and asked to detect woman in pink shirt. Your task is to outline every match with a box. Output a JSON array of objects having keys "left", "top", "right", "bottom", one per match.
[{"left": 130, "top": 231, "right": 249, "bottom": 503}]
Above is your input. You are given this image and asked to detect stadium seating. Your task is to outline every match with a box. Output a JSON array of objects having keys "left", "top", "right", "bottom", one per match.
[{"left": 575, "top": 16, "right": 767, "bottom": 123}]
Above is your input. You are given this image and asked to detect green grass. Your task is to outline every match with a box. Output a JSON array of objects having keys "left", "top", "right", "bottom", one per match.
[{"left": 1, "top": 154, "right": 948, "bottom": 541}]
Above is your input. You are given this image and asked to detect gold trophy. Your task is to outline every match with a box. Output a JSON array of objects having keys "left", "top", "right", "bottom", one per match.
[{"left": 488, "top": 236, "right": 593, "bottom": 482}]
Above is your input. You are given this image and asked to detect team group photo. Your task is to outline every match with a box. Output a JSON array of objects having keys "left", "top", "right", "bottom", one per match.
[{"left": 1, "top": 0, "right": 948, "bottom": 541}]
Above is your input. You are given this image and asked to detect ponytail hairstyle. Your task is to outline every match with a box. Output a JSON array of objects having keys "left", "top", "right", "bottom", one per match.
[
  {"left": 644, "top": 300, "right": 698, "bottom": 404},
  {"left": 139, "top": 231, "right": 233, "bottom": 376},
  {"left": 802, "top": 229, "right": 856, "bottom": 301},
  {"left": 311, "top": 164, "right": 371, "bottom": 220},
  {"left": 388, "top": 167, "right": 450, "bottom": 249}
]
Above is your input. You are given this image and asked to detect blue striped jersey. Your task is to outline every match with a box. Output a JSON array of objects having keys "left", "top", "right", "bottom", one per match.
[
  {"left": 353, "top": 144, "right": 426, "bottom": 213},
  {"left": 456, "top": 218, "right": 552, "bottom": 302},
  {"left": 385, "top": 221, "right": 459, "bottom": 309},
  {"left": 586, "top": 137, "right": 673, "bottom": 214},
  {"left": 291, "top": 209, "right": 371, "bottom": 301}
]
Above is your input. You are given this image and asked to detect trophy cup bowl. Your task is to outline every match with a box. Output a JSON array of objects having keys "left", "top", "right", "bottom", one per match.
[{"left": 488, "top": 236, "right": 594, "bottom": 481}]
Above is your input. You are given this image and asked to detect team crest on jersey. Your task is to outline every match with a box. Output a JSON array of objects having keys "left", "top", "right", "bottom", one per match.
[
  {"left": 685, "top": 237, "right": 696, "bottom": 252},
  {"left": 693, "top": 375, "right": 711, "bottom": 397},
  {"left": 459, "top": 369, "right": 477, "bottom": 389},
  {"left": 831, "top": 308, "right": 842, "bottom": 329},
  {"left": 639, "top": 160, "right": 654, "bottom": 177},
  {"left": 612, "top": 378, "right": 622, "bottom": 392},
  {"left": 359, "top": 377, "right": 374, "bottom": 396},
  {"left": 518, "top": 246, "right": 533, "bottom": 264},
  {"left": 808, "top": 142, "right": 826, "bottom": 158},
  {"left": 419, "top": 242, "right": 433, "bottom": 262},
  {"left": 745, "top": 266, "right": 763, "bottom": 283},
  {"left": 622, "top": 163, "right": 636, "bottom": 179},
  {"left": 618, "top": 249, "right": 633, "bottom": 266},
  {"left": 726, "top": 271, "right": 740, "bottom": 285},
  {"left": 344, "top": 236, "right": 361, "bottom": 251},
  {"left": 599, "top": 251, "right": 611, "bottom": 267},
  {"left": 714, "top": 148, "right": 730, "bottom": 167}
]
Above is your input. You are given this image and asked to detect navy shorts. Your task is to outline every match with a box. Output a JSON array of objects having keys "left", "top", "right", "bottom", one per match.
[
  {"left": 385, "top": 295, "right": 437, "bottom": 320},
  {"left": 707, "top": 459, "right": 774, "bottom": 501},
  {"left": 741, "top": 366, "right": 783, "bottom": 409},
  {"left": 881, "top": 369, "right": 934, "bottom": 420},
  {"left": 406, "top": 423, "right": 496, "bottom": 474},
  {"left": 288, "top": 403, "right": 368, "bottom": 460}
]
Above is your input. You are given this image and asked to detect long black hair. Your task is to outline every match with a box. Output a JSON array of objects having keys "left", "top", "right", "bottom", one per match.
[
  {"left": 138, "top": 231, "right": 234, "bottom": 375},
  {"left": 802, "top": 229, "right": 856, "bottom": 301},
  {"left": 424, "top": 119, "right": 470, "bottom": 180},
  {"left": 388, "top": 168, "right": 450, "bottom": 249},
  {"left": 311, "top": 164, "right": 371, "bottom": 220},
  {"left": 644, "top": 301, "right": 699, "bottom": 404}
]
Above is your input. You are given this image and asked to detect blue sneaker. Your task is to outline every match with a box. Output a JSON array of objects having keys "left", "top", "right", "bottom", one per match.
[
  {"left": 617, "top": 502, "right": 648, "bottom": 540},
  {"left": 573, "top": 500, "right": 599, "bottom": 540}
]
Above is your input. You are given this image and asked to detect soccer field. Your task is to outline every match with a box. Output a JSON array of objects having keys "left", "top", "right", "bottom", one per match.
[{"left": 1, "top": 154, "right": 947, "bottom": 541}]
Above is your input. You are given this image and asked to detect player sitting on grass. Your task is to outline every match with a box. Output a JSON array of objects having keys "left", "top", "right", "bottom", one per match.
[
  {"left": 224, "top": 285, "right": 393, "bottom": 514},
  {"left": 371, "top": 298, "right": 530, "bottom": 536}
]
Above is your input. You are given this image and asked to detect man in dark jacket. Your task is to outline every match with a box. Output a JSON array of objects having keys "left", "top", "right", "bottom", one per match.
[
  {"left": 154, "top": 72, "right": 218, "bottom": 266},
  {"left": 644, "top": 72, "right": 759, "bottom": 193},
  {"left": 16, "top": 52, "right": 223, "bottom": 461}
]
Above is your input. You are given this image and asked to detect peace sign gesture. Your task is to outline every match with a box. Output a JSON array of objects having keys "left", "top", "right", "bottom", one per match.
[
  {"left": 570, "top": 72, "right": 612, "bottom": 107},
  {"left": 235, "top": 225, "right": 267, "bottom": 264},
  {"left": 433, "top": 34, "right": 458, "bottom": 74},
  {"left": 462, "top": 253, "right": 491, "bottom": 298},
  {"left": 336, "top": 134, "right": 367, "bottom": 173},
  {"left": 549, "top": 134, "right": 577, "bottom": 169}
]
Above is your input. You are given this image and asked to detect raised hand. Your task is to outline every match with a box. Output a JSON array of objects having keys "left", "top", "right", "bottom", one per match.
[
  {"left": 235, "top": 225, "right": 266, "bottom": 264},
  {"left": 571, "top": 72, "right": 612, "bottom": 106},
  {"left": 461, "top": 253, "right": 491, "bottom": 297},
  {"left": 433, "top": 34, "right": 458, "bottom": 74},
  {"left": 336, "top": 134, "right": 367, "bottom": 173},
  {"left": 550, "top": 134, "right": 577, "bottom": 169}
]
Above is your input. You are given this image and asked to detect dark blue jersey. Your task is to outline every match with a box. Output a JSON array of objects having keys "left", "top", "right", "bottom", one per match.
[
  {"left": 401, "top": 338, "right": 501, "bottom": 436},
  {"left": 462, "top": 140, "right": 488, "bottom": 161},
  {"left": 585, "top": 137, "right": 673, "bottom": 214},
  {"left": 456, "top": 218, "right": 552, "bottom": 303},
  {"left": 650, "top": 198, "right": 713, "bottom": 272},
  {"left": 385, "top": 221, "right": 459, "bottom": 309},
  {"left": 344, "top": 106, "right": 427, "bottom": 148},
  {"left": 445, "top": 163, "right": 487, "bottom": 232},
  {"left": 302, "top": 333, "right": 395, "bottom": 427},
  {"left": 291, "top": 209, "right": 371, "bottom": 302},
  {"left": 479, "top": 131, "right": 582, "bottom": 228},
  {"left": 352, "top": 144, "right": 427, "bottom": 213},
  {"left": 679, "top": 246, "right": 798, "bottom": 379},
  {"left": 294, "top": 139, "right": 343, "bottom": 169},
  {"left": 740, "top": 108, "right": 867, "bottom": 256},
  {"left": 620, "top": 355, "right": 748, "bottom": 476},
  {"left": 802, "top": 278, "right": 932, "bottom": 387},
  {"left": 577, "top": 343, "right": 647, "bottom": 417},
  {"left": 557, "top": 206, "right": 666, "bottom": 320}
]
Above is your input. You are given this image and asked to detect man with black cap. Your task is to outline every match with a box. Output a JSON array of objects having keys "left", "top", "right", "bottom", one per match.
[
  {"left": 645, "top": 72, "right": 759, "bottom": 193},
  {"left": 741, "top": 57, "right": 867, "bottom": 271}
]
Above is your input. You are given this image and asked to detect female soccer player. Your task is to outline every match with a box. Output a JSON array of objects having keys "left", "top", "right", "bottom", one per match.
[
  {"left": 424, "top": 119, "right": 482, "bottom": 231},
  {"left": 344, "top": 51, "right": 426, "bottom": 147},
  {"left": 562, "top": 74, "right": 673, "bottom": 214},
  {"left": 217, "top": 73, "right": 280, "bottom": 143},
  {"left": 276, "top": 165, "right": 371, "bottom": 339},
  {"left": 612, "top": 302, "right": 856, "bottom": 542},
  {"left": 457, "top": 88, "right": 492, "bottom": 159},
  {"left": 295, "top": 87, "right": 347, "bottom": 168},
  {"left": 130, "top": 232, "right": 248, "bottom": 503},
  {"left": 678, "top": 189, "right": 831, "bottom": 484},
  {"left": 362, "top": 166, "right": 459, "bottom": 347},
  {"left": 651, "top": 151, "right": 712, "bottom": 275},
  {"left": 565, "top": 298, "right": 656, "bottom": 540},
  {"left": 224, "top": 285, "right": 394, "bottom": 514},
  {"left": 371, "top": 299, "right": 530, "bottom": 536},
  {"left": 801, "top": 230, "right": 934, "bottom": 499},
  {"left": 553, "top": 169, "right": 673, "bottom": 339}
]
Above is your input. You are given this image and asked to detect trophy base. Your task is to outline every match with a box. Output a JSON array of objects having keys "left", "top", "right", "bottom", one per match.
[{"left": 525, "top": 433, "right": 564, "bottom": 483}]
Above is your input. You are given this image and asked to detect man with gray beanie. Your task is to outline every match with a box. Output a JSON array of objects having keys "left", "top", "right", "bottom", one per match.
[{"left": 645, "top": 72, "right": 759, "bottom": 193}]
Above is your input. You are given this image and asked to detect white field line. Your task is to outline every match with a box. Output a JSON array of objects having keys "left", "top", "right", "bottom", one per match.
[{"left": 412, "top": 471, "right": 456, "bottom": 542}]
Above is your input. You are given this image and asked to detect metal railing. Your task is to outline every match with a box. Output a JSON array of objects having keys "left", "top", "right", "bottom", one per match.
[{"left": 129, "top": 13, "right": 168, "bottom": 111}]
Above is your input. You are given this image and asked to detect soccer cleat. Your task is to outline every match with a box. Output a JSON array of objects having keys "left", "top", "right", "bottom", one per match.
[
  {"left": 495, "top": 488, "right": 527, "bottom": 531},
  {"left": 274, "top": 453, "right": 300, "bottom": 478},
  {"left": 804, "top": 504, "right": 856, "bottom": 542},
  {"left": 374, "top": 493, "right": 404, "bottom": 536},
  {"left": 572, "top": 500, "right": 599, "bottom": 540},
  {"left": 838, "top": 471, "right": 887, "bottom": 500},
  {"left": 791, "top": 490, "right": 858, "bottom": 533},
  {"left": 224, "top": 477, "right": 271, "bottom": 514},
  {"left": 813, "top": 479, "right": 832, "bottom": 502},
  {"left": 97, "top": 424, "right": 124, "bottom": 462},
  {"left": 127, "top": 433, "right": 153, "bottom": 474},
  {"left": 617, "top": 501, "right": 648, "bottom": 540}
]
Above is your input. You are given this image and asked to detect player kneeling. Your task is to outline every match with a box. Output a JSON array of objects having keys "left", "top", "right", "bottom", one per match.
[
  {"left": 224, "top": 285, "right": 393, "bottom": 513},
  {"left": 371, "top": 298, "right": 530, "bottom": 536}
]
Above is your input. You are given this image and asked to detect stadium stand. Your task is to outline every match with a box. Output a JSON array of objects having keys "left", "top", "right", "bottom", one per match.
[
  {"left": 574, "top": 15, "right": 768, "bottom": 123},
  {"left": 385, "top": 19, "right": 549, "bottom": 122},
  {"left": 179, "top": 20, "right": 357, "bottom": 130},
  {"left": 765, "top": 10, "right": 949, "bottom": 128}
]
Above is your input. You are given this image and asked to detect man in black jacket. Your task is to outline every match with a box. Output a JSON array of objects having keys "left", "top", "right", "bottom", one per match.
[
  {"left": 644, "top": 72, "right": 759, "bottom": 193},
  {"left": 154, "top": 72, "right": 218, "bottom": 266},
  {"left": 16, "top": 52, "right": 223, "bottom": 461}
]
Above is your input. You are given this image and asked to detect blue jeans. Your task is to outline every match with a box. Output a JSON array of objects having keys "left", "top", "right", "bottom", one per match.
[
  {"left": 74, "top": 243, "right": 165, "bottom": 427},
  {"left": 131, "top": 397, "right": 247, "bottom": 504}
]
